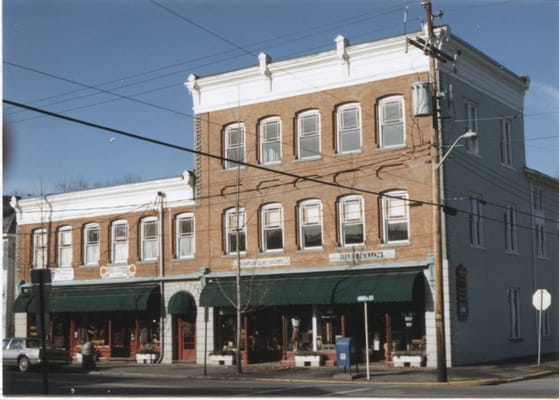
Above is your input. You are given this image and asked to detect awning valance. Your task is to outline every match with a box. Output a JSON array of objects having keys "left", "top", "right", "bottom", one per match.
[
  {"left": 13, "top": 284, "right": 160, "bottom": 313},
  {"left": 200, "top": 271, "right": 424, "bottom": 307},
  {"left": 168, "top": 291, "right": 197, "bottom": 317}
]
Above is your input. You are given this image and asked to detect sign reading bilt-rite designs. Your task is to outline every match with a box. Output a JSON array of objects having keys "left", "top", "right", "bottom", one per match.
[{"left": 329, "top": 249, "right": 396, "bottom": 263}]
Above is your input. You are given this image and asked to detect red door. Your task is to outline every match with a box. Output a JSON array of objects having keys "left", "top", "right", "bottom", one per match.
[{"left": 177, "top": 317, "right": 196, "bottom": 361}]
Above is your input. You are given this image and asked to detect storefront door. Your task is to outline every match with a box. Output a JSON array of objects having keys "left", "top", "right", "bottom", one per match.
[{"left": 177, "top": 317, "right": 196, "bottom": 361}]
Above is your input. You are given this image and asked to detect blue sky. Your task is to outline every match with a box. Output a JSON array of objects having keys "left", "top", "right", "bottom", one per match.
[{"left": 3, "top": 0, "right": 558, "bottom": 196}]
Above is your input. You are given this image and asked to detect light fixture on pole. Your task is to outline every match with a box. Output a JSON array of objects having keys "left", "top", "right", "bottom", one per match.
[
  {"left": 435, "top": 130, "right": 478, "bottom": 169},
  {"left": 357, "top": 295, "right": 374, "bottom": 381}
]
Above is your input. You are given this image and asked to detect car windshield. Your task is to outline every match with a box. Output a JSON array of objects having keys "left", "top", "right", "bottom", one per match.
[{"left": 27, "top": 338, "right": 41, "bottom": 348}]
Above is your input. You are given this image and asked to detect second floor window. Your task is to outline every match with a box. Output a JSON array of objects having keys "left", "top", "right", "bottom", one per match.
[
  {"left": 111, "top": 220, "right": 128, "bottom": 264},
  {"left": 504, "top": 205, "right": 518, "bottom": 253},
  {"left": 469, "top": 195, "right": 484, "bottom": 247},
  {"left": 262, "top": 204, "right": 283, "bottom": 252},
  {"left": 141, "top": 217, "right": 158, "bottom": 261},
  {"left": 500, "top": 119, "right": 513, "bottom": 167},
  {"left": 225, "top": 208, "right": 246, "bottom": 255},
  {"left": 176, "top": 213, "right": 195, "bottom": 259},
  {"left": 57, "top": 226, "right": 72, "bottom": 267},
  {"left": 464, "top": 100, "right": 479, "bottom": 154},
  {"left": 337, "top": 104, "right": 361, "bottom": 154},
  {"left": 339, "top": 195, "right": 364, "bottom": 246},
  {"left": 84, "top": 223, "right": 100, "bottom": 265},
  {"left": 298, "top": 110, "right": 321, "bottom": 160},
  {"left": 507, "top": 287, "right": 521, "bottom": 339},
  {"left": 33, "top": 228, "right": 48, "bottom": 268},
  {"left": 382, "top": 191, "right": 410, "bottom": 243},
  {"left": 379, "top": 96, "right": 405, "bottom": 148},
  {"left": 260, "top": 117, "right": 281, "bottom": 164},
  {"left": 299, "top": 200, "right": 323, "bottom": 249},
  {"left": 535, "top": 222, "right": 546, "bottom": 258},
  {"left": 225, "top": 123, "right": 245, "bottom": 170}
]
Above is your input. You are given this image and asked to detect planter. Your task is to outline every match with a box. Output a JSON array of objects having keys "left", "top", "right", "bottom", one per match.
[
  {"left": 136, "top": 353, "right": 157, "bottom": 364},
  {"left": 294, "top": 355, "right": 321, "bottom": 367},
  {"left": 208, "top": 354, "right": 235, "bottom": 366},
  {"left": 392, "top": 353, "right": 425, "bottom": 368}
]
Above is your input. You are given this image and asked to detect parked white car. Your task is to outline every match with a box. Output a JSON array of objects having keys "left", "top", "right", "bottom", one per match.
[{"left": 3, "top": 337, "right": 72, "bottom": 372}]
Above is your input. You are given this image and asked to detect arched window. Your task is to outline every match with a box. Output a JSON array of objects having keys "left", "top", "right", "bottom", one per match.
[
  {"left": 225, "top": 208, "right": 246, "bottom": 255},
  {"left": 83, "top": 223, "right": 100, "bottom": 266},
  {"left": 224, "top": 123, "right": 245, "bottom": 170},
  {"left": 111, "top": 220, "right": 128, "bottom": 264},
  {"left": 260, "top": 116, "right": 282, "bottom": 164},
  {"left": 338, "top": 195, "right": 364, "bottom": 246},
  {"left": 381, "top": 190, "right": 410, "bottom": 243},
  {"left": 33, "top": 228, "right": 48, "bottom": 268},
  {"left": 176, "top": 213, "right": 195, "bottom": 259},
  {"left": 261, "top": 203, "right": 284, "bottom": 252},
  {"left": 336, "top": 103, "right": 361, "bottom": 154},
  {"left": 140, "top": 217, "right": 158, "bottom": 261},
  {"left": 297, "top": 110, "right": 321, "bottom": 160},
  {"left": 57, "top": 226, "right": 72, "bottom": 267},
  {"left": 378, "top": 96, "right": 405, "bottom": 148},
  {"left": 298, "top": 199, "right": 323, "bottom": 250}
]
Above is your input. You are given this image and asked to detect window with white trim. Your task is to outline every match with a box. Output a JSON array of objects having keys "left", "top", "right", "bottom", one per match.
[
  {"left": 500, "top": 119, "right": 513, "bottom": 167},
  {"left": 84, "top": 223, "right": 100, "bottom": 266},
  {"left": 111, "top": 220, "right": 128, "bottom": 264},
  {"left": 469, "top": 195, "right": 484, "bottom": 247},
  {"left": 261, "top": 204, "right": 283, "bottom": 252},
  {"left": 141, "top": 217, "right": 158, "bottom": 261},
  {"left": 260, "top": 117, "right": 281, "bottom": 164},
  {"left": 339, "top": 195, "right": 364, "bottom": 246},
  {"left": 464, "top": 100, "right": 479, "bottom": 154},
  {"left": 382, "top": 191, "right": 410, "bottom": 243},
  {"left": 504, "top": 204, "right": 518, "bottom": 253},
  {"left": 507, "top": 287, "right": 521, "bottom": 339},
  {"left": 57, "top": 226, "right": 72, "bottom": 267},
  {"left": 33, "top": 228, "right": 48, "bottom": 268},
  {"left": 337, "top": 103, "right": 361, "bottom": 154},
  {"left": 297, "top": 110, "right": 321, "bottom": 160},
  {"left": 379, "top": 96, "right": 405, "bottom": 148},
  {"left": 176, "top": 213, "right": 195, "bottom": 259},
  {"left": 225, "top": 208, "right": 246, "bottom": 255},
  {"left": 298, "top": 200, "right": 323, "bottom": 250},
  {"left": 535, "top": 222, "right": 546, "bottom": 257},
  {"left": 224, "top": 123, "right": 245, "bottom": 170},
  {"left": 532, "top": 185, "right": 547, "bottom": 257}
]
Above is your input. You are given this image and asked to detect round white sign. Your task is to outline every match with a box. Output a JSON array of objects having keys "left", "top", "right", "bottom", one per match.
[{"left": 532, "top": 289, "right": 551, "bottom": 311}]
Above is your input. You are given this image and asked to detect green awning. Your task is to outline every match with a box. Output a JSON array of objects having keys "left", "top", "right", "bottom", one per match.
[
  {"left": 200, "top": 271, "right": 424, "bottom": 307},
  {"left": 13, "top": 284, "right": 160, "bottom": 313},
  {"left": 168, "top": 291, "right": 197, "bottom": 317}
]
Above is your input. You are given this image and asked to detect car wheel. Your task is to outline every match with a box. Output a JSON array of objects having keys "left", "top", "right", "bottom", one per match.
[{"left": 18, "top": 356, "right": 30, "bottom": 372}]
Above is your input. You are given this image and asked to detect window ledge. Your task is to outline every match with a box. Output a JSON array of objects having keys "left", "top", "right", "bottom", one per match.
[
  {"left": 293, "top": 157, "right": 322, "bottom": 163},
  {"left": 136, "top": 260, "right": 158, "bottom": 265},
  {"left": 504, "top": 250, "right": 520, "bottom": 256},
  {"left": 261, "top": 161, "right": 282, "bottom": 167},
  {"left": 297, "top": 247, "right": 324, "bottom": 253},
  {"left": 259, "top": 250, "right": 285, "bottom": 256},
  {"left": 223, "top": 253, "right": 247, "bottom": 258},
  {"left": 172, "top": 256, "right": 196, "bottom": 262},
  {"left": 106, "top": 262, "right": 129, "bottom": 267},
  {"left": 80, "top": 264, "right": 99, "bottom": 268},
  {"left": 380, "top": 241, "right": 410, "bottom": 248},
  {"left": 376, "top": 145, "right": 406, "bottom": 152},
  {"left": 469, "top": 244, "right": 487, "bottom": 250},
  {"left": 500, "top": 163, "right": 515, "bottom": 170},
  {"left": 335, "top": 150, "right": 363, "bottom": 157}
]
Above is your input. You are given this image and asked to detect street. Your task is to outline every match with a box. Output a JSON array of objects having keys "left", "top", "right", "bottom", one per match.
[{"left": 3, "top": 367, "right": 558, "bottom": 398}]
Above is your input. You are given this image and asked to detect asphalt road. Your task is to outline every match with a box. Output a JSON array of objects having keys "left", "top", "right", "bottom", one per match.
[{"left": 3, "top": 367, "right": 558, "bottom": 398}]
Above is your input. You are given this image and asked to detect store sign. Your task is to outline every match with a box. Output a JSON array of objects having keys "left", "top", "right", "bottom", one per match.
[
  {"left": 51, "top": 267, "right": 75, "bottom": 282},
  {"left": 234, "top": 257, "right": 291, "bottom": 269},
  {"left": 329, "top": 249, "right": 396, "bottom": 263},
  {"left": 100, "top": 264, "right": 137, "bottom": 279}
]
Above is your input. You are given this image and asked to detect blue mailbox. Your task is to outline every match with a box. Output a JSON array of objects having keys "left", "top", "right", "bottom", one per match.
[{"left": 336, "top": 337, "right": 355, "bottom": 374}]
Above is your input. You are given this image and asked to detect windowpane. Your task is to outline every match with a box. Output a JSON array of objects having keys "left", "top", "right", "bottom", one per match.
[
  {"left": 382, "top": 191, "right": 409, "bottom": 243},
  {"left": 303, "top": 225, "right": 322, "bottom": 248},
  {"left": 225, "top": 125, "right": 245, "bottom": 169},
  {"left": 299, "top": 112, "right": 320, "bottom": 159},
  {"left": 84, "top": 225, "right": 100, "bottom": 265},
  {"left": 228, "top": 128, "right": 243, "bottom": 146},
  {"left": 300, "top": 135, "right": 320, "bottom": 158},
  {"left": 340, "top": 196, "right": 364, "bottom": 246},
  {"left": 338, "top": 106, "right": 361, "bottom": 153},
  {"left": 302, "top": 114, "right": 318, "bottom": 134},
  {"left": 144, "top": 221, "right": 157, "bottom": 239},
  {"left": 114, "top": 224, "right": 127, "bottom": 241},
  {"left": 383, "top": 101, "right": 402, "bottom": 122},
  {"left": 387, "top": 222, "right": 408, "bottom": 241},
  {"left": 265, "top": 229, "right": 283, "bottom": 250},
  {"left": 263, "top": 142, "right": 281, "bottom": 163},
  {"left": 344, "top": 200, "right": 362, "bottom": 221},
  {"left": 263, "top": 120, "right": 280, "bottom": 140},
  {"left": 340, "top": 129, "right": 360, "bottom": 152},
  {"left": 381, "top": 123, "right": 404, "bottom": 147},
  {"left": 226, "top": 209, "right": 246, "bottom": 254},
  {"left": 344, "top": 224, "right": 364, "bottom": 244}
]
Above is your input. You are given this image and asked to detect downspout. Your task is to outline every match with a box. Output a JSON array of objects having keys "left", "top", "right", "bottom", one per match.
[{"left": 157, "top": 191, "right": 166, "bottom": 363}]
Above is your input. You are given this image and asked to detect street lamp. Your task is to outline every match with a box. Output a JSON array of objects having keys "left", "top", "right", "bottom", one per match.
[
  {"left": 435, "top": 130, "right": 478, "bottom": 170},
  {"left": 357, "top": 295, "right": 374, "bottom": 381}
]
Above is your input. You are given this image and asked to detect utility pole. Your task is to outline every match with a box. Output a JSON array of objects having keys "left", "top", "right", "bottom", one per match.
[{"left": 422, "top": 0, "right": 448, "bottom": 382}]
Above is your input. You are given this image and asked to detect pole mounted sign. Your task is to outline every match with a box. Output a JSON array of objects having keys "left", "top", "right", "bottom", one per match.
[
  {"left": 532, "top": 289, "right": 551, "bottom": 366},
  {"left": 532, "top": 289, "right": 551, "bottom": 311}
]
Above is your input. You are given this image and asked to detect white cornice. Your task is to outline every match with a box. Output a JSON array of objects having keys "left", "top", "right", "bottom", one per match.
[
  {"left": 11, "top": 171, "right": 195, "bottom": 225},
  {"left": 187, "top": 28, "right": 528, "bottom": 115}
]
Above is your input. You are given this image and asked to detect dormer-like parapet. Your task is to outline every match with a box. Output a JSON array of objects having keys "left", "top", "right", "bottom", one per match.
[
  {"left": 335, "top": 35, "right": 350, "bottom": 79},
  {"left": 186, "top": 74, "right": 200, "bottom": 106},
  {"left": 258, "top": 52, "right": 272, "bottom": 92}
]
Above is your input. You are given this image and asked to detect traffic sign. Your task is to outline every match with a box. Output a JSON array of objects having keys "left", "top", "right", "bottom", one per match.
[{"left": 532, "top": 289, "right": 551, "bottom": 311}]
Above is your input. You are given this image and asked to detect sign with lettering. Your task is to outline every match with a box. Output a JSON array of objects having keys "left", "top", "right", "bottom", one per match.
[
  {"left": 51, "top": 267, "right": 75, "bottom": 282},
  {"left": 234, "top": 257, "right": 291, "bottom": 269},
  {"left": 329, "top": 249, "right": 396, "bottom": 263},
  {"left": 100, "top": 264, "right": 136, "bottom": 279}
]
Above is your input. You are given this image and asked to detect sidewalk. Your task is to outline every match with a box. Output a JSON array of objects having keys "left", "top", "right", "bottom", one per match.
[{"left": 74, "top": 359, "right": 559, "bottom": 386}]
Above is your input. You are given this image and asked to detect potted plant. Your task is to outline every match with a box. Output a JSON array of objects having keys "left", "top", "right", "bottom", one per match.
[
  {"left": 135, "top": 343, "right": 159, "bottom": 364},
  {"left": 294, "top": 350, "right": 322, "bottom": 367}
]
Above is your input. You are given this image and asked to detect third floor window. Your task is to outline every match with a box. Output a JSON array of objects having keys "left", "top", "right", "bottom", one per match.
[
  {"left": 224, "top": 123, "right": 245, "bottom": 170},
  {"left": 337, "top": 104, "right": 361, "bottom": 154},
  {"left": 260, "top": 117, "right": 282, "bottom": 164},
  {"left": 379, "top": 96, "right": 405, "bottom": 148},
  {"left": 297, "top": 110, "right": 321, "bottom": 160}
]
